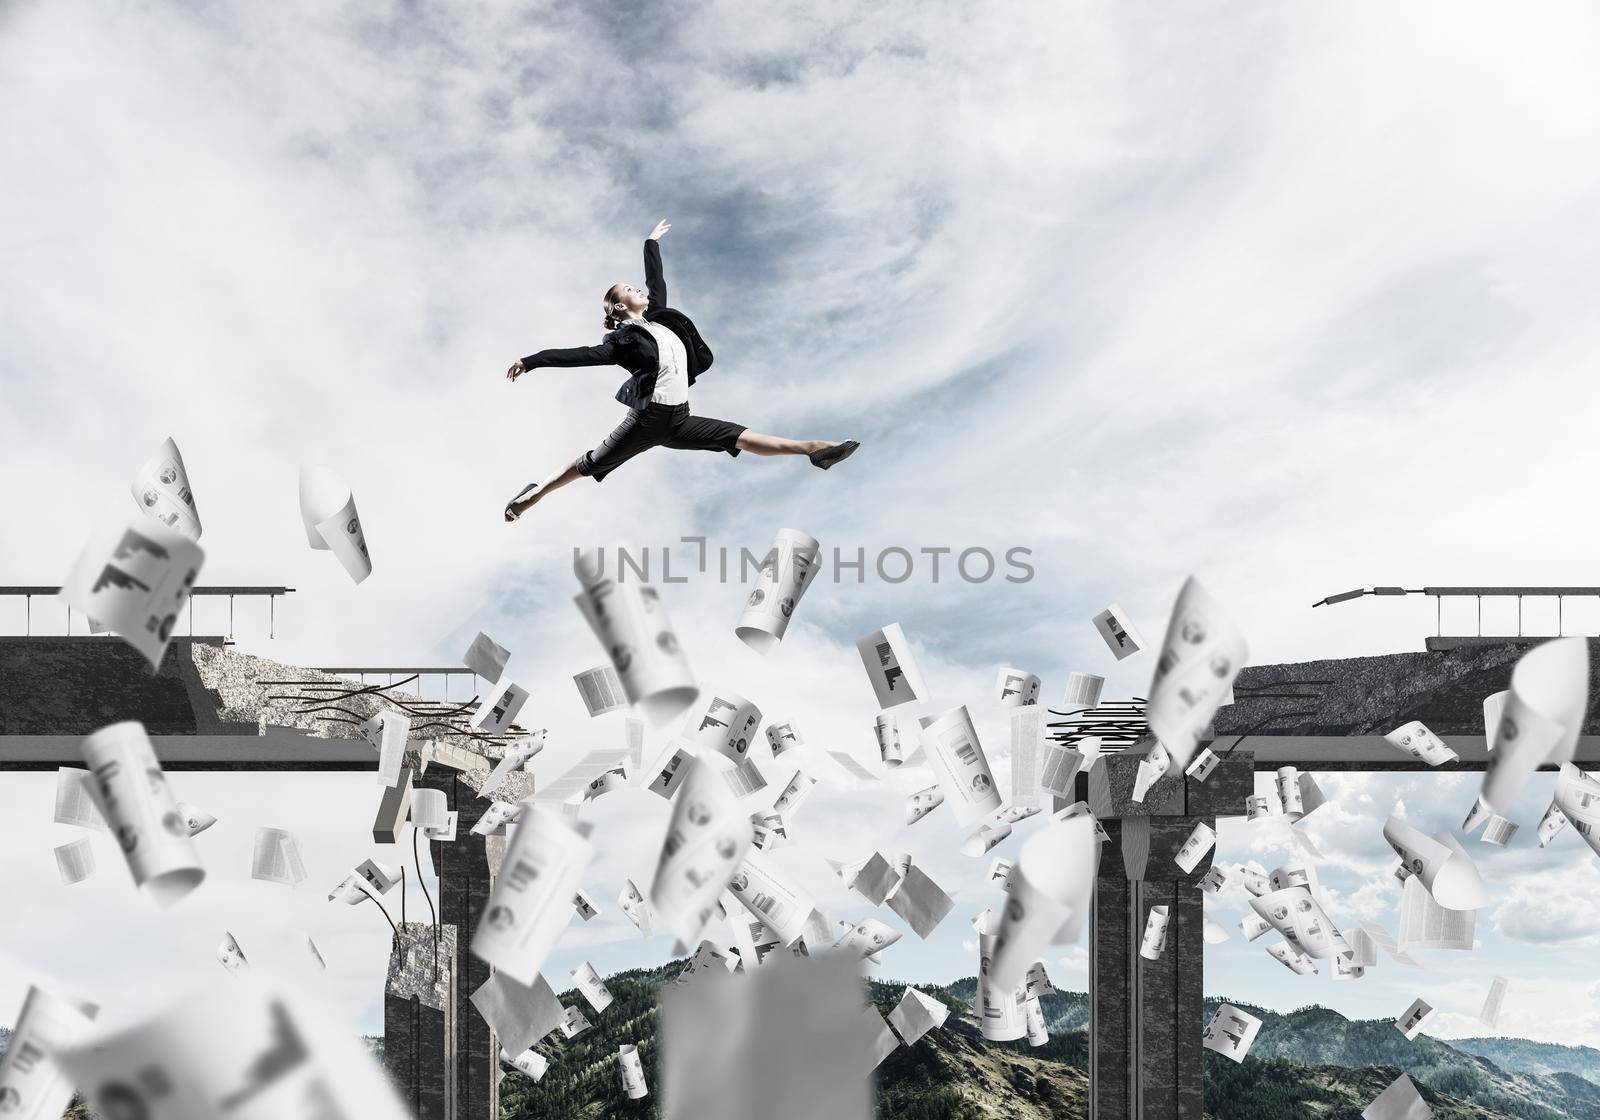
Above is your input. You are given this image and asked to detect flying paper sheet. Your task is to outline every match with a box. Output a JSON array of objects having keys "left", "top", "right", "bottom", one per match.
[
  {"left": 131, "top": 436, "right": 202, "bottom": 540},
  {"left": 251, "top": 828, "right": 307, "bottom": 886},
  {"left": 502, "top": 1047, "right": 549, "bottom": 1081},
  {"left": 573, "top": 889, "right": 601, "bottom": 922},
  {"left": 1140, "top": 905, "right": 1171, "bottom": 961},
  {"left": 840, "top": 852, "right": 901, "bottom": 906},
  {"left": 1295, "top": 771, "right": 1327, "bottom": 821},
  {"left": 1276, "top": 766, "right": 1304, "bottom": 818},
  {"left": 888, "top": 986, "right": 949, "bottom": 1046},
  {"left": 1091, "top": 603, "right": 1145, "bottom": 660},
  {"left": 1203, "top": 917, "right": 1230, "bottom": 944},
  {"left": 1553, "top": 763, "right": 1600, "bottom": 857},
  {"left": 574, "top": 548, "right": 698, "bottom": 725},
  {"left": 80, "top": 721, "right": 204, "bottom": 906},
  {"left": 177, "top": 801, "right": 217, "bottom": 836},
  {"left": 989, "top": 857, "right": 1014, "bottom": 889},
  {"left": 470, "top": 970, "right": 564, "bottom": 1055},
  {"left": 217, "top": 931, "right": 248, "bottom": 974},
  {"left": 1483, "top": 690, "right": 1508, "bottom": 749},
  {"left": 1200, "top": 866, "right": 1229, "bottom": 894},
  {"left": 620, "top": 879, "right": 656, "bottom": 936},
  {"left": 298, "top": 464, "right": 371, "bottom": 583},
  {"left": 1040, "top": 741, "right": 1086, "bottom": 798},
  {"left": 470, "top": 676, "right": 530, "bottom": 734},
  {"left": 560, "top": 1005, "right": 592, "bottom": 1038},
  {"left": 1009, "top": 704, "right": 1044, "bottom": 810},
  {"left": 875, "top": 712, "right": 903, "bottom": 766},
  {"left": 1238, "top": 914, "right": 1272, "bottom": 940},
  {"left": 1396, "top": 877, "right": 1475, "bottom": 952},
  {"left": 767, "top": 720, "right": 804, "bottom": 757},
  {"left": 1175, "top": 820, "right": 1217, "bottom": 874},
  {"left": 1132, "top": 741, "right": 1172, "bottom": 804},
  {"left": 827, "top": 750, "right": 879, "bottom": 785},
  {"left": 1362, "top": 1073, "right": 1433, "bottom": 1120},
  {"left": 60, "top": 516, "right": 203, "bottom": 668},
  {"left": 1202, "top": 1003, "right": 1263, "bottom": 1063},
  {"left": 916, "top": 705, "right": 1002, "bottom": 827},
  {"left": 572, "top": 961, "right": 615, "bottom": 1013},
  {"left": 55, "top": 975, "right": 408, "bottom": 1120},
  {"left": 678, "top": 688, "right": 765, "bottom": 794},
  {"left": 1145, "top": 576, "right": 1247, "bottom": 771},
  {"left": 1479, "top": 815, "right": 1518, "bottom": 847},
  {"left": 356, "top": 857, "right": 402, "bottom": 895},
  {"left": 1538, "top": 801, "right": 1570, "bottom": 846},
  {"left": 1382, "top": 817, "right": 1488, "bottom": 910},
  {"left": 772, "top": 770, "right": 817, "bottom": 822},
  {"left": 472, "top": 801, "right": 522, "bottom": 837},
  {"left": 1024, "top": 994, "right": 1049, "bottom": 1047},
  {"left": 1395, "top": 996, "right": 1434, "bottom": 1040},
  {"left": 962, "top": 820, "right": 1012, "bottom": 857},
  {"left": 974, "top": 913, "right": 1027, "bottom": 1041},
  {"left": 625, "top": 716, "right": 645, "bottom": 769},
  {"left": 833, "top": 918, "right": 902, "bottom": 960},
  {"left": 359, "top": 710, "right": 410, "bottom": 788},
  {"left": 1024, "top": 961, "right": 1057, "bottom": 999},
  {"left": 986, "top": 816, "right": 1101, "bottom": 990},
  {"left": 1482, "top": 637, "right": 1590, "bottom": 813},
  {"left": 1384, "top": 720, "right": 1460, "bottom": 766},
  {"left": 574, "top": 664, "right": 628, "bottom": 716},
  {"left": 473, "top": 806, "right": 593, "bottom": 985},
  {"left": 1245, "top": 793, "right": 1274, "bottom": 821},
  {"left": 736, "top": 527, "right": 821, "bottom": 653},
  {"left": 619, "top": 1043, "right": 649, "bottom": 1099},
  {"left": 1063, "top": 672, "right": 1105, "bottom": 709},
  {"left": 409, "top": 787, "right": 449, "bottom": 833},
  {"left": 886, "top": 862, "right": 955, "bottom": 939},
  {"left": 534, "top": 747, "right": 632, "bottom": 809},
  {"left": 1356, "top": 921, "right": 1423, "bottom": 969},
  {"left": 1250, "top": 886, "right": 1350, "bottom": 958},
  {"left": 1266, "top": 940, "right": 1318, "bottom": 975},
  {"left": 730, "top": 848, "right": 815, "bottom": 945},
  {"left": 54, "top": 837, "right": 95, "bottom": 885},
  {"left": 648, "top": 745, "right": 692, "bottom": 800},
  {"left": 855, "top": 622, "right": 929, "bottom": 710},
  {"left": 650, "top": 754, "right": 753, "bottom": 948},
  {"left": 53, "top": 768, "right": 106, "bottom": 831},
  {"left": 997, "top": 667, "right": 1042, "bottom": 707},
  {"left": 906, "top": 784, "right": 944, "bottom": 825},
  {"left": 0, "top": 985, "right": 99, "bottom": 1120},
  {"left": 1237, "top": 866, "right": 1270, "bottom": 896},
  {"left": 1186, "top": 747, "right": 1221, "bottom": 782},
  {"left": 1479, "top": 976, "right": 1508, "bottom": 1027},
  {"left": 461, "top": 630, "right": 511, "bottom": 681}
]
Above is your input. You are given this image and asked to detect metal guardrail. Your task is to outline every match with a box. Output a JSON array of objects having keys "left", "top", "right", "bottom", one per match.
[
  {"left": 1311, "top": 585, "right": 1600, "bottom": 639},
  {"left": 0, "top": 585, "right": 294, "bottom": 639}
]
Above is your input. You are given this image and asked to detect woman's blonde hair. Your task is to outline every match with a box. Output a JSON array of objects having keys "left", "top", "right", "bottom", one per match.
[{"left": 602, "top": 283, "right": 630, "bottom": 331}]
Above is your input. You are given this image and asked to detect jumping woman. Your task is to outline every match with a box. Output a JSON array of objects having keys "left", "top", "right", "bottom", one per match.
[{"left": 503, "top": 219, "right": 859, "bottom": 521}]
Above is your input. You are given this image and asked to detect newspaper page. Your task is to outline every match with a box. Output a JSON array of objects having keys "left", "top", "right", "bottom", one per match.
[
  {"left": 1202, "top": 1003, "right": 1263, "bottom": 1063},
  {"left": 619, "top": 1043, "right": 649, "bottom": 1099},
  {"left": 1132, "top": 742, "right": 1173, "bottom": 804},
  {"left": 470, "top": 676, "right": 531, "bottom": 734},
  {"left": 472, "top": 806, "right": 593, "bottom": 985},
  {"left": 1362, "top": 1073, "right": 1432, "bottom": 1120},
  {"left": 1250, "top": 886, "right": 1350, "bottom": 958},
  {"left": 572, "top": 962, "right": 615, "bottom": 1013},
  {"left": 471, "top": 970, "right": 564, "bottom": 1054},
  {"left": 54, "top": 767, "right": 108, "bottom": 832},
  {"left": 461, "top": 630, "right": 510, "bottom": 681},
  {"left": 767, "top": 720, "right": 804, "bottom": 757},
  {"left": 0, "top": 985, "right": 99, "bottom": 1120},
  {"left": 1140, "top": 905, "right": 1171, "bottom": 960},
  {"left": 1009, "top": 704, "right": 1044, "bottom": 810},
  {"left": 217, "top": 932, "right": 248, "bottom": 974},
  {"left": 573, "top": 664, "right": 628, "bottom": 716},
  {"left": 1480, "top": 976, "right": 1509, "bottom": 1027},
  {"left": 80, "top": 721, "right": 204, "bottom": 906},
  {"left": 1144, "top": 576, "right": 1246, "bottom": 770},
  {"left": 678, "top": 688, "right": 764, "bottom": 793},
  {"left": 987, "top": 816, "right": 1101, "bottom": 990},
  {"left": 359, "top": 711, "right": 410, "bottom": 788},
  {"left": 1203, "top": 917, "right": 1230, "bottom": 945},
  {"left": 962, "top": 821, "right": 1012, "bottom": 857},
  {"left": 997, "top": 667, "right": 1042, "bottom": 707},
  {"left": 1266, "top": 940, "right": 1318, "bottom": 975},
  {"left": 1186, "top": 747, "right": 1221, "bottom": 783},
  {"left": 648, "top": 745, "right": 693, "bottom": 800},
  {"left": 574, "top": 547, "right": 698, "bottom": 725},
  {"left": 1396, "top": 877, "right": 1475, "bottom": 951},
  {"left": 730, "top": 849, "right": 815, "bottom": 944},
  {"left": 502, "top": 1047, "right": 548, "bottom": 1081},
  {"left": 1382, "top": 816, "right": 1488, "bottom": 910},
  {"left": 56, "top": 976, "right": 406, "bottom": 1120},
  {"left": 54, "top": 838, "right": 95, "bottom": 885},
  {"left": 1384, "top": 720, "right": 1459, "bottom": 766},
  {"left": 297, "top": 464, "right": 371, "bottom": 583},
  {"left": 620, "top": 879, "right": 656, "bottom": 937},
  {"left": 906, "top": 784, "right": 945, "bottom": 825},
  {"left": 1175, "top": 821, "right": 1217, "bottom": 874},
  {"left": 885, "top": 862, "right": 954, "bottom": 939},
  {"left": 855, "top": 622, "right": 929, "bottom": 710},
  {"left": 1395, "top": 997, "right": 1434, "bottom": 1040},
  {"left": 131, "top": 436, "right": 202, "bottom": 540},
  {"left": 251, "top": 828, "right": 307, "bottom": 886},
  {"left": 916, "top": 705, "right": 1002, "bottom": 826},
  {"left": 1090, "top": 602, "right": 1145, "bottom": 661},
  {"left": 60, "top": 517, "right": 204, "bottom": 668},
  {"left": 1481, "top": 636, "right": 1589, "bottom": 813},
  {"left": 888, "top": 986, "right": 949, "bottom": 1046},
  {"left": 1040, "top": 742, "right": 1085, "bottom": 798},
  {"left": 1553, "top": 763, "right": 1600, "bottom": 857},
  {"left": 650, "top": 755, "right": 753, "bottom": 948},
  {"left": 1063, "top": 671, "right": 1104, "bottom": 709},
  {"left": 735, "top": 527, "right": 822, "bottom": 654}
]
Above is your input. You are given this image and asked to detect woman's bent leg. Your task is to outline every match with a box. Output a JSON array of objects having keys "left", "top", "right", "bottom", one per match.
[{"left": 734, "top": 431, "right": 833, "bottom": 457}]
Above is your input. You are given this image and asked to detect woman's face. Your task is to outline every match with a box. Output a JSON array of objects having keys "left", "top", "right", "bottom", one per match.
[{"left": 610, "top": 282, "right": 648, "bottom": 313}]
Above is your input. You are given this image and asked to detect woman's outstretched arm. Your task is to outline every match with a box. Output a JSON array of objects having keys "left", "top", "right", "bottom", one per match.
[
  {"left": 644, "top": 218, "right": 670, "bottom": 310},
  {"left": 506, "top": 338, "right": 620, "bottom": 380}
]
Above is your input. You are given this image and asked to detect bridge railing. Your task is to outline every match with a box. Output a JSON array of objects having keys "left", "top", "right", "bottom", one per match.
[{"left": 0, "top": 585, "right": 293, "bottom": 640}]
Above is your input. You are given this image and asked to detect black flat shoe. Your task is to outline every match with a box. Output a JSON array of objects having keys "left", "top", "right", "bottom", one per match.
[
  {"left": 809, "top": 440, "right": 859, "bottom": 470},
  {"left": 504, "top": 482, "right": 540, "bottom": 522}
]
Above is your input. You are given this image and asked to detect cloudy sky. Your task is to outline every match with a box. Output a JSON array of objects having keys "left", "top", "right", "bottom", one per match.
[{"left": 5, "top": 0, "right": 1600, "bottom": 1048}]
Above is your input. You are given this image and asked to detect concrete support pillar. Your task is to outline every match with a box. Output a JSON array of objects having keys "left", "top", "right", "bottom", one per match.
[
  {"left": 384, "top": 921, "right": 459, "bottom": 1120},
  {"left": 1084, "top": 745, "right": 1254, "bottom": 1120}
]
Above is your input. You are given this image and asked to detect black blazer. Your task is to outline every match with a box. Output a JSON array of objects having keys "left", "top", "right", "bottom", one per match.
[{"left": 521, "top": 239, "right": 715, "bottom": 410}]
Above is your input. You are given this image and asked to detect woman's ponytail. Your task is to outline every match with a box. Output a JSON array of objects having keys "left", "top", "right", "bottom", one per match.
[{"left": 602, "top": 283, "right": 628, "bottom": 332}]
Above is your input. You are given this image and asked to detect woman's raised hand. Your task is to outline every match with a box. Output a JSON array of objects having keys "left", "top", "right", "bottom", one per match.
[
  {"left": 648, "top": 219, "right": 671, "bottom": 241},
  {"left": 506, "top": 360, "right": 524, "bottom": 381}
]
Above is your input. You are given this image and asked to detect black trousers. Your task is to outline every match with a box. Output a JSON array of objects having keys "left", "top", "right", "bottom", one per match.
[{"left": 577, "top": 402, "right": 747, "bottom": 482}]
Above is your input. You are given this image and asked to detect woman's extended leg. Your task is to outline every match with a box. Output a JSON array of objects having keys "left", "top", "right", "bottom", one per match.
[
  {"left": 735, "top": 430, "right": 861, "bottom": 469},
  {"left": 504, "top": 458, "right": 582, "bottom": 521}
]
